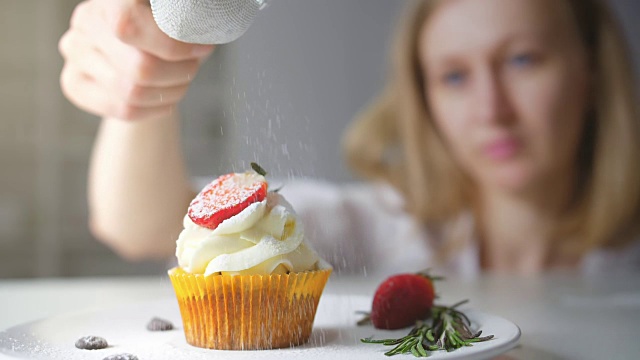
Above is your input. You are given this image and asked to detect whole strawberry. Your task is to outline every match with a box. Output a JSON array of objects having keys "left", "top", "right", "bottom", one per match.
[{"left": 370, "top": 273, "right": 436, "bottom": 330}]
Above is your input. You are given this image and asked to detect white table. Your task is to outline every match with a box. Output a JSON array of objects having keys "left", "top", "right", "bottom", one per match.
[{"left": 1, "top": 272, "right": 639, "bottom": 359}]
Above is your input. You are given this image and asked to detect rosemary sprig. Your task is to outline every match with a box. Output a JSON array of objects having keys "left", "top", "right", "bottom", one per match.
[{"left": 361, "top": 300, "right": 494, "bottom": 357}]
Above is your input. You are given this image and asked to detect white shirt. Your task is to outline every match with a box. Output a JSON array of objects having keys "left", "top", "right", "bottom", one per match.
[
  {"left": 195, "top": 177, "right": 640, "bottom": 277},
  {"left": 279, "top": 179, "right": 640, "bottom": 277}
]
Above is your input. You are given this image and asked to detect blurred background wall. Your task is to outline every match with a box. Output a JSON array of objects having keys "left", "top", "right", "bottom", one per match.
[{"left": 0, "top": 0, "right": 638, "bottom": 278}]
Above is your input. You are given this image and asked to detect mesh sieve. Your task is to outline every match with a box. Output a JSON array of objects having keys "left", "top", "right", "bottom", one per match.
[{"left": 150, "top": 0, "right": 267, "bottom": 44}]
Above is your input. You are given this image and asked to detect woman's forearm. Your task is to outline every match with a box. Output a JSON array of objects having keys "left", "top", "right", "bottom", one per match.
[
  {"left": 60, "top": 0, "right": 214, "bottom": 260},
  {"left": 88, "top": 114, "right": 195, "bottom": 260}
]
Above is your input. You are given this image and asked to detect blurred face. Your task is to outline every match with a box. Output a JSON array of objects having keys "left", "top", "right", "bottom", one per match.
[{"left": 420, "top": 0, "right": 590, "bottom": 194}]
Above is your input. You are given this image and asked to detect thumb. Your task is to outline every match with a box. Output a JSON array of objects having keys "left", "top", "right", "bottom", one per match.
[{"left": 107, "top": 0, "right": 214, "bottom": 61}]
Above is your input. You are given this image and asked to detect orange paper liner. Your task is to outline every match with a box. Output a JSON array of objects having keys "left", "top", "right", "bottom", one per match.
[{"left": 168, "top": 267, "right": 332, "bottom": 350}]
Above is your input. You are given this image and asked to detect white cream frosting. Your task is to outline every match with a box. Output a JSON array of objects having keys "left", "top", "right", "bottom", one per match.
[{"left": 176, "top": 192, "right": 328, "bottom": 276}]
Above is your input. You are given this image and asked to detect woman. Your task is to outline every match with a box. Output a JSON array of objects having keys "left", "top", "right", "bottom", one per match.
[
  {"left": 341, "top": 0, "right": 640, "bottom": 275},
  {"left": 59, "top": 0, "right": 640, "bottom": 275}
]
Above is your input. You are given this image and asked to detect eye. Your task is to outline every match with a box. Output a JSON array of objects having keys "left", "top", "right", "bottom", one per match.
[
  {"left": 442, "top": 70, "right": 467, "bottom": 86},
  {"left": 509, "top": 53, "right": 536, "bottom": 68}
]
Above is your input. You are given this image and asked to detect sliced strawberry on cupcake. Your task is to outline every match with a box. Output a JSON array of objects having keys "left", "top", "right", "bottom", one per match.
[{"left": 188, "top": 171, "right": 268, "bottom": 231}]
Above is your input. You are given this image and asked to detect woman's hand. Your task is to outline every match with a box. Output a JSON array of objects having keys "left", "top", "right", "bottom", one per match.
[
  {"left": 59, "top": 0, "right": 214, "bottom": 121},
  {"left": 58, "top": 0, "right": 209, "bottom": 260}
]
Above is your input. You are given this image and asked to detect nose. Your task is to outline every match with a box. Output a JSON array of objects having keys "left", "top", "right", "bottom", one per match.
[{"left": 473, "top": 66, "right": 514, "bottom": 125}]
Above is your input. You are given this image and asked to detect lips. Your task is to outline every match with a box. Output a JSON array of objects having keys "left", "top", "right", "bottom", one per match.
[{"left": 483, "top": 137, "right": 520, "bottom": 160}]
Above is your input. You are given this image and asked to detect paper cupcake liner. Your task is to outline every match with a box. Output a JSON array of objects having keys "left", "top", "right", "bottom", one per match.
[{"left": 168, "top": 267, "right": 332, "bottom": 350}]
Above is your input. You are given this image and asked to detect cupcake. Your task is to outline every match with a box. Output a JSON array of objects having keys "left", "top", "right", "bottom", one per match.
[{"left": 168, "top": 166, "right": 332, "bottom": 350}]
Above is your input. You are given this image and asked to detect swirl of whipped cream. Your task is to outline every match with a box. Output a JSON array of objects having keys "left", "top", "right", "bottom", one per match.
[{"left": 176, "top": 192, "right": 328, "bottom": 276}]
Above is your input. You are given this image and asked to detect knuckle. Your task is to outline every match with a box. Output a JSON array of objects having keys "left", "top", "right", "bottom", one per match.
[
  {"left": 60, "top": 67, "right": 91, "bottom": 113},
  {"left": 58, "top": 32, "right": 72, "bottom": 58},
  {"left": 162, "top": 41, "right": 188, "bottom": 62},
  {"left": 140, "top": 54, "right": 159, "bottom": 83},
  {"left": 122, "top": 81, "right": 146, "bottom": 103},
  {"left": 185, "top": 60, "right": 200, "bottom": 79},
  {"left": 130, "top": 52, "right": 156, "bottom": 83},
  {"left": 59, "top": 67, "right": 73, "bottom": 97},
  {"left": 175, "top": 86, "right": 189, "bottom": 101},
  {"left": 70, "top": 1, "right": 89, "bottom": 28},
  {"left": 60, "top": 66, "right": 83, "bottom": 100},
  {"left": 113, "top": 5, "right": 137, "bottom": 43}
]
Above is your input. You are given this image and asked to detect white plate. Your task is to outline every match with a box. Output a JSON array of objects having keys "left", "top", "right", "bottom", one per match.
[{"left": 0, "top": 294, "right": 520, "bottom": 360}]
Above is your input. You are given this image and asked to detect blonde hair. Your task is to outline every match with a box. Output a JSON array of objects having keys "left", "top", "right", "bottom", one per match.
[{"left": 343, "top": 0, "right": 640, "bottom": 253}]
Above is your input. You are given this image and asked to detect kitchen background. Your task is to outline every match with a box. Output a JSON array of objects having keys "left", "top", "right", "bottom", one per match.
[{"left": 1, "top": 0, "right": 638, "bottom": 278}]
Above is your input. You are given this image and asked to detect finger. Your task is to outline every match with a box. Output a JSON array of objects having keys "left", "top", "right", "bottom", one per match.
[
  {"left": 102, "top": 42, "right": 201, "bottom": 87},
  {"left": 119, "top": 83, "right": 190, "bottom": 107},
  {"left": 77, "top": 43, "right": 192, "bottom": 106},
  {"left": 61, "top": 63, "right": 111, "bottom": 117},
  {"left": 120, "top": 51, "right": 201, "bottom": 88},
  {"left": 68, "top": 0, "right": 91, "bottom": 32},
  {"left": 71, "top": 9, "right": 202, "bottom": 87},
  {"left": 61, "top": 64, "right": 176, "bottom": 121},
  {"left": 59, "top": 31, "right": 118, "bottom": 87},
  {"left": 108, "top": 1, "right": 214, "bottom": 61},
  {"left": 97, "top": 36, "right": 200, "bottom": 87}
]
